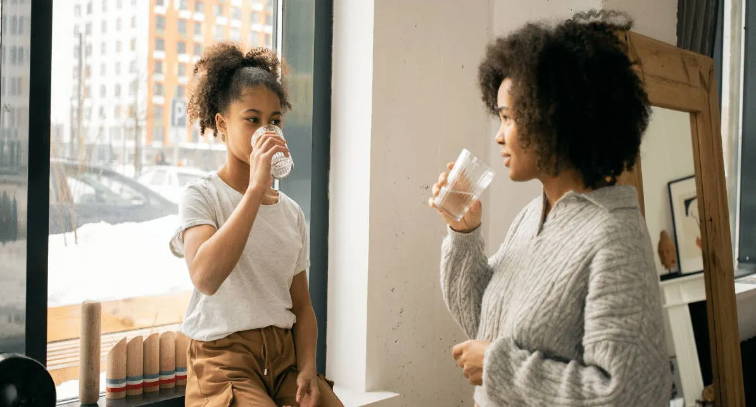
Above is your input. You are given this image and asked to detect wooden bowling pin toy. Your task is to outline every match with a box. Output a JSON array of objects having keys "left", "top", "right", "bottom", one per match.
[
  {"left": 126, "top": 336, "right": 143, "bottom": 396},
  {"left": 143, "top": 333, "right": 160, "bottom": 393},
  {"left": 106, "top": 338, "right": 127, "bottom": 399},
  {"left": 79, "top": 301, "right": 101, "bottom": 404},
  {"left": 175, "top": 332, "right": 189, "bottom": 386},
  {"left": 159, "top": 331, "right": 176, "bottom": 389}
]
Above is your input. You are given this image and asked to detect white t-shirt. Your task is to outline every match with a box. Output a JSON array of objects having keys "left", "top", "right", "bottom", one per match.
[{"left": 170, "top": 172, "right": 309, "bottom": 341}]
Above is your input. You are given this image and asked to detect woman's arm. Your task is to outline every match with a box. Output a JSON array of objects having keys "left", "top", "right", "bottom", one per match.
[
  {"left": 182, "top": 187, "right": 266, "bottom": 295},
  {"left": 481, "top": 237, "right": 671, "bottom": 406},
  {"left": 440, "top": 226, "right": 497, "bottom": 338}
]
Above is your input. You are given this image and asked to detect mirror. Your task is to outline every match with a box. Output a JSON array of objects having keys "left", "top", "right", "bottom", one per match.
[
  {"left": 641, "top": 107, "right": 698, "bottom": 279},
  {"left": 619, "top": 31, "right": 746, "bottom": 406}
]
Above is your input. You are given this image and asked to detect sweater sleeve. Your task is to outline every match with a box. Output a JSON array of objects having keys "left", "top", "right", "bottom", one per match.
[
  {"left": 440, "top": 226, "right": 500, "bottom": 339},
  {"left": 481, "top": 236, "right": 670, "bottom": 406}
]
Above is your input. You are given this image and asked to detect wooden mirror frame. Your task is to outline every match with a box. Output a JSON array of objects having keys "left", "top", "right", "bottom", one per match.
[{"left": 618, "top": 31, "right": 746, "bottom": 406}]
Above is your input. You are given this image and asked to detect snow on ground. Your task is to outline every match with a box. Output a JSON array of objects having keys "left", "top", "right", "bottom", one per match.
[
  {"left": 56, "top": 372, "right": 106, "bottom": 401},
  {"left": 48, "top": 215, "right": 193, "bottom": 307}
]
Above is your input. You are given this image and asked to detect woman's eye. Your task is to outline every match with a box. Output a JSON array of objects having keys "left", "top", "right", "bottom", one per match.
[
  {"left": 247, "top": 117, "right": 260, "bottom": 124},
  {"left": 271, "top": 119, "right": 281, "bottom": 126}
]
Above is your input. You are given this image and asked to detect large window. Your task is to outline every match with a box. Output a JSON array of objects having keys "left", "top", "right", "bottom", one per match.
[{"left": 47, "top": 0, "right": 278, "bottom": 401}]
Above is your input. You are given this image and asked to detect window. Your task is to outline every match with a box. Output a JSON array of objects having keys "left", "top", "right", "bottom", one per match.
[
  {"left": 75, "top": 5, "right": 81, "bottom": 17},
  {"left": 251, "top": 11, "right": 260, "bottom": 22},
  {"left": 214, "top": 24, "right": 224, "bottom": 40},
  {"left": 740, "top": 1, "right": 756, "bottom": 269},
  {"left": 156, "top": 15, "right": 166, "bottom": 32},
  {"left": 36, "top": 0, "right": 282, "bottom": 402},
  {"left": 231, "top": 27, "right": 240, "bottom": 41}
]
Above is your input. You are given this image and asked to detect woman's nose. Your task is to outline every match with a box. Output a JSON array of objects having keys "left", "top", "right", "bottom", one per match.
[{"left": 495, "top": 133, "right": 505, "bottom": 145}]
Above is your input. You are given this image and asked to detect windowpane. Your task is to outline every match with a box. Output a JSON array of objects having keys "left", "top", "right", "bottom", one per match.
[
  {"left": 0, "top": 0, "right": 31, "bottom": 357},
  {"left": 47, "top": 0, "right": 278, "bottom": 400}
]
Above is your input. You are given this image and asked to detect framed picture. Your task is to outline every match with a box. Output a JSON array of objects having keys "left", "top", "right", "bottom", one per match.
[{"left": 668, "top": 175, "right": 703, "bottom": 275}]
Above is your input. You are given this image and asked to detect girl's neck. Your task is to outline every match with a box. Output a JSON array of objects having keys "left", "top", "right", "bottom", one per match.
[{"left": 218, "top": 152, "right": 279, "bottom": 204}]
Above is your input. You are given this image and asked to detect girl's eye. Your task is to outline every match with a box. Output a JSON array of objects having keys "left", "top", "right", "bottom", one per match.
[{"left": 271, "top": 119, "right": 281, "bottom": 126}]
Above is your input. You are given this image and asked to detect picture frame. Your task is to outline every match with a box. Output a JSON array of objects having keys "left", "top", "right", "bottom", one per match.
[{"left": 668, "top": 175, "right": 704, "bottom": 276}]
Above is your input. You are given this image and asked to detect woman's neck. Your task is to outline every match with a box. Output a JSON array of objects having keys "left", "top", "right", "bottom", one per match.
[
  {"left": 539, "top": 169, "right": 591, "bottom": 215},
  {"left": 218, "top": 152, "right": 279, "bottom": 204}
]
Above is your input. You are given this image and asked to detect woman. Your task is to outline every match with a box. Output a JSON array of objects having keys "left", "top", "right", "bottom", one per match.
[
  {"left": 428, "top": 12, "right": 671, "bottom": 406},
  {"left": 170, "top": 43, "right": 342, "bottom": 407}
]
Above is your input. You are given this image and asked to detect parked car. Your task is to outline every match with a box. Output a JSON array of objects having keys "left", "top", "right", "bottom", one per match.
[
  {"left": 137, "top": 165, "right": 208, "bottom": 204},
  {"left": 49, "top": 159, "right": 177, "bottom": 234}
]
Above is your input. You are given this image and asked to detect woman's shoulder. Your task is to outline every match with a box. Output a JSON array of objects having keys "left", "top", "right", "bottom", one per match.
[
  {"left": 578, "top": 186, "right": 649, "bottom": 245},
  {"left": 276, "top": 191, "right": 306, "bottom": 220}
]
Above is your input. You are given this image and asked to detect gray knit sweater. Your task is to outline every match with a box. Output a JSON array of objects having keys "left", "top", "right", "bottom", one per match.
[{"left": 441, "top": 185, "right": 671, "bottom": 406}]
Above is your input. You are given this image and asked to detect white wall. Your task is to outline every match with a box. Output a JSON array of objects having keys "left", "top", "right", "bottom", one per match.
[
  {"left": 327, "top": 0, "right": 374, "bottom": 391},
  {"left": 365, "top": 0, "right": 492, "bottom": 404}
]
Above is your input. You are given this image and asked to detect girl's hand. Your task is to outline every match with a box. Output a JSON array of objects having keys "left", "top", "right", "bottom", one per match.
[
  {"left": 452, "top": 340, "right": 491, "bottom": 386},
  {"left": 248, "top": 130, "right": 289, "bottom": 193},
  {"left": 428, "top": 162, "right": 483, "bottom": 233},
  {"left": 290, "top": 370, "right": 320, "bottom": 407}
]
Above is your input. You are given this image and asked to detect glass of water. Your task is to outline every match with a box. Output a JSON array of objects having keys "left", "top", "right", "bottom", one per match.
[{"left": 433, "top": 149, "right": 495, "bottom": 221}]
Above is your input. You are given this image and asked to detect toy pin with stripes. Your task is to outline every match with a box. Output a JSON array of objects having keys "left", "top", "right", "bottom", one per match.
[
  {"left": 126, "top": 336, "right": 143, "bottom": 396},
  {"left": 159, "top": 331, "right": 176, "bottom": 389},
  {"left": 175, "top": 332, "right": 189, "bottom": 386},
  {"left": 143, "top": 333, "right": 160, "bottom": 393},
  {"left": 106, "top": 338, "right": 127, "bottom": 399}
]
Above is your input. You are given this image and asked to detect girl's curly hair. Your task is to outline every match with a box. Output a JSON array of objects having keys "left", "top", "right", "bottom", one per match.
[
  {"left": 188, "top": 43, "right": 291, "bottom": 137},
  {"left": 478, "top": 10, "right": 649, "bottom": 189}
]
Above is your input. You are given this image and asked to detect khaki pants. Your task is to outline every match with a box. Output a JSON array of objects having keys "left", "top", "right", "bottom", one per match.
[{"left": 186, "top": 326, "right": 343, "bottom": 407}]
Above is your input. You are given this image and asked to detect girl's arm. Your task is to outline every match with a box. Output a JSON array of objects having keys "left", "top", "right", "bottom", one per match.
[
  {"left": 182, "top": 187, "right": 265, "bottom": 295},
  {"left": 290, "top": 271, "right": 317, "bottom": 375},
  {"left": 183, "top": 133, "right": 287, "bottom": 295}
]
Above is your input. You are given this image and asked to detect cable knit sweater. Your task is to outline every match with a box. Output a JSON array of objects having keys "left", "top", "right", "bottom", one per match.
[{"left": 440, "top": 185, "right": 671, "bottom": 406}]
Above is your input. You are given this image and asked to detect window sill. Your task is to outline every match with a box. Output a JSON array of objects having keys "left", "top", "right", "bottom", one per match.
[
  {"left": 57, "top": 388, "right": 184, "bottom": 407},
  {"left": 332, "top": 386, "right": 400, "bottom": 407}
]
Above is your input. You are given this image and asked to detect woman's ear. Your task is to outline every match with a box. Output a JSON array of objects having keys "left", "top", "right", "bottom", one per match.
[{"left": 215, "top": 112, "right": 227, "bottom": 141}]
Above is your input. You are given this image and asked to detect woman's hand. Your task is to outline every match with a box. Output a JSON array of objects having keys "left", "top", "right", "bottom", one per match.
[
  {"left": 248, "top": 130, "right": 289, "bottom": 193},
  {"left": 289, "top": 370, "right": 320, "bottom": 407},
  {"left": 428, "top": 162, "right": 483, "bottom": 233},
  {"left": 452, "top": 339, "right": 491, "bottom": 386}
]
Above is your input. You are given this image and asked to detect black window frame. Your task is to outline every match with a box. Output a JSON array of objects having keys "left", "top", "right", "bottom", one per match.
[
  {"left": 17, "top": 0, "right": 334, "bottom": 405},
  {"left": 738, "top": 0, "right": 756, "bottom": 273}
]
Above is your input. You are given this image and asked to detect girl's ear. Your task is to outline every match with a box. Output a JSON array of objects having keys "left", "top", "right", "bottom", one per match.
[{"left": 215, "top": 112, "right": 227, "bottom": 142}]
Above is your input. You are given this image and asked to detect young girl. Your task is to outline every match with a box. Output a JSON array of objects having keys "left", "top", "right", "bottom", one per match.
[{"left": 170, "top": 43, "right": 343, "bottom": 407}]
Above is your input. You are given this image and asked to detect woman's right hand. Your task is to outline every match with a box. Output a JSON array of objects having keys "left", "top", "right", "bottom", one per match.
[
  {"left": 428, "top": 162, "right": 482, "bottom": 233},
  {"left": 248, "top": 130, "right": 289, "bottom": 193}
]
